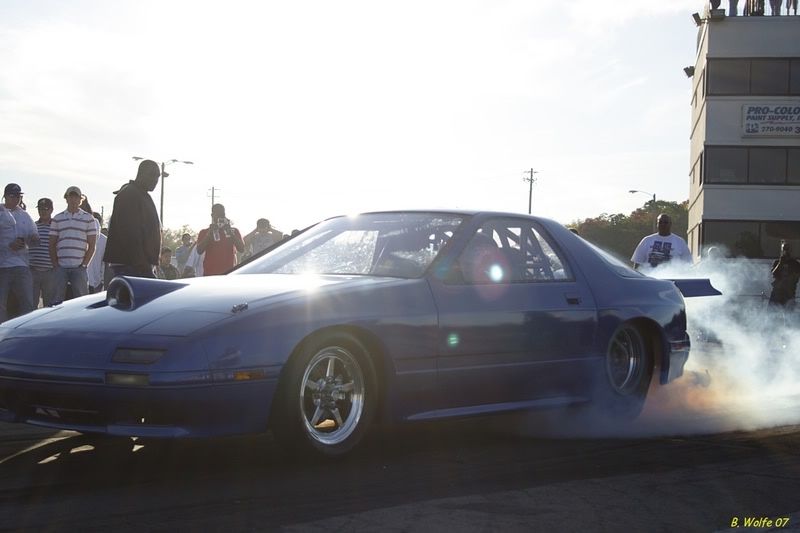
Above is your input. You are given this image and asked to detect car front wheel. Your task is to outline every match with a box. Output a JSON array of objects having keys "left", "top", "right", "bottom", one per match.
[{"left": 272, "top": 333, "right": 377, "bottom": 458}]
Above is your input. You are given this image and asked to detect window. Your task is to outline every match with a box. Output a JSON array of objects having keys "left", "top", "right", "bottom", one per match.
[
  {"left": 236, "top": 212, "right": 464, "bottom": 278},
  {"left": 788, "top": 149, "right": 800, "bottom": 184},
  {"left": 708, "top": 59, "right": 749, "bottom": 95},
  {"left": 705, "top": 147, "right": 747, "bottom": 183},
  {"left": 749, "top": 148, "right": 786, "bottom": 184},
  {"left": 790, "top": 60, "right": 800, "bottom": 95},
  {"left": 452, "top": 219, "right": 572, "bottom": 284},
  {"left": 750, "top": 60, "right": 789, "bottom": 94},
  {"left": 707, "top": 58, "right": 800, "bottom": 96},
  {"left": 704, "top": 146, "right": 800, "bottom": 185},
  {"left": 762, "top": 222, "right": 800, "bottom": 259},
  {"left": 691, "top": 152, "right": 703, "bottom": 185},
  {"left": 702, "top": 220, "right": 800, "bottom": 259},
  {"left": 704, "top": 221, "right": 761, "bottom": 258}
]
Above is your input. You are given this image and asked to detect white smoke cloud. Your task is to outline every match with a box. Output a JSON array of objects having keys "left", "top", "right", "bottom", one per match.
[{"left": 514, "top": 257, "right": 800, "bottom": 438}]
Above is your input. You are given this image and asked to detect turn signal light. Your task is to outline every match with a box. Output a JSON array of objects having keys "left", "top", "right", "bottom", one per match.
[{"left": 233, "top": 370, "right": 267, "bottom": 381}]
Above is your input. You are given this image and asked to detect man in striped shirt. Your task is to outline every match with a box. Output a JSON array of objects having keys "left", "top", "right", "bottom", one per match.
[
  {"left": 49, "top": 186, "right": 96, "bottom": 301},
  {"left": 31, "top": 198, "right": 56, "bottom": 307}
]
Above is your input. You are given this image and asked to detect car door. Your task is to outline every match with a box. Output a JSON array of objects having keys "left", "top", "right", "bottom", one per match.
[{"left": 428, "top": 217, "right": 598, "bottom": 412}]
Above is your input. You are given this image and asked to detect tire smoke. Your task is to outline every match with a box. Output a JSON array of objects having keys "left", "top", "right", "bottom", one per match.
[{"left": 517, "top": 257, "right": 800, "bottom": 438}]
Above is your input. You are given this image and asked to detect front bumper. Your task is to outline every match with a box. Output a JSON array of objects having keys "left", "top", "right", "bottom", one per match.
[{"left": 0, "top": 372, "right": 279, "bottom": 438}]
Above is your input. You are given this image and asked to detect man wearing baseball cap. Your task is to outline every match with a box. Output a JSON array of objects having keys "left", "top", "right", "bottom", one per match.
[
  {"left": 31, "top": 198, "right": 56, "bottom": 307},
  {"left": 48, "top": 186, "right": 96, "bottom": 301},
  {"left": 0, "top": 183, "right": 39, "bottom": 322}
]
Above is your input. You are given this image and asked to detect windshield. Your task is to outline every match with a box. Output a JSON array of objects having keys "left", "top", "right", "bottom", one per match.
[{"left": 234, "top": 212, "right": 465, "bottom": 278}]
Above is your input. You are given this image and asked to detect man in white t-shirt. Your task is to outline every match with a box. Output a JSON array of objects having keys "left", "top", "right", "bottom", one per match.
[
  {"left": 631, "top": 214, "right": 692, "bottom": 270},
  {"left": 87, "top": 213, "right": 106, "bottom": 293}
]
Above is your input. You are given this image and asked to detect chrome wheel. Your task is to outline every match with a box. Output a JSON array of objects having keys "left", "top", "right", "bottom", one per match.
[
  {"left": 299, "top": 345, "right": 365, "bottom": 446},
  {"left": 606, "top": 325, "right": 646, "bottom": 395}
]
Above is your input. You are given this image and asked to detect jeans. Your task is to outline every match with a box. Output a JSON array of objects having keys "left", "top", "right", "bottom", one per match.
[
  {"left": 0, "top": 266, "right": 34, "bottom": 323},
  {"left": 54, "top": 266, "right": 89, "bottom": 303},
  {"left": 32, "top": 267, "right": 57, "bottom": 307}
]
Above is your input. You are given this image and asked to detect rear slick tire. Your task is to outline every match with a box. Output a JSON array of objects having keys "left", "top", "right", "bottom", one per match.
[{"left": 596, "top": 323, "right": 652, "bottom": 420}]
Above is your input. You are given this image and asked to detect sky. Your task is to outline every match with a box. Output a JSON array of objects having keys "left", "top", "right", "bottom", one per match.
[{"left": 0, "top": 0, "right": 704, "bottom": 235}]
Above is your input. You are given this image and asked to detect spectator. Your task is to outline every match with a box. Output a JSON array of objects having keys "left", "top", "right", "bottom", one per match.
[
  {"left": 175, "top": 233, "right": 193, "bottom": 272},
  {"left": 182, "top": 242, "right": 203, "bottom": 277},
  {"left": 769, "top": 241, "right": 800, "bottom": 308},
  {"left": 788, "top": 0, "right": 797, "bottom": 13},
  {"left": 197, "top": 203, "right": 244, "bottom": 276},
  {"left": 631, "top": 214, "right": 692, "bottom": 270},
  {"left": 244, "top": 218, "right": 282, "bottom": 257},
  {"left": 0, "top": 183, "right": 38, "bottom": 321},
  {"left": 730, "top": 0, "right": 740, "bottom": 15},
  {"left": 747, "top": 0, "right": 765, "bottom": 15},
  {"left": 87, "top": 212, "right": 107, "bottom": 293},
  {"left": 104, "top": 159, "right": 161, "bottom": 278},
  {"left": 769, "top": 0, "right": 782, "bottom": 14},
  {"left": 156, "top": 247, "right": 180, "bottom": 280},
  {"left": 31, "top": 198, "right": 56, "bottom": 307},
  {"left": 49, "top": 186, "right": 96, "bottom": 301},
  {"left": 79, "top": 196, "right": 93, "bottom": 216}
]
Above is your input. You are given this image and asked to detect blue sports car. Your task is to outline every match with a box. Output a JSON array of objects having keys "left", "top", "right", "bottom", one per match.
[{"left": 0, "top": 211, "right": 704, "bottom": 457}]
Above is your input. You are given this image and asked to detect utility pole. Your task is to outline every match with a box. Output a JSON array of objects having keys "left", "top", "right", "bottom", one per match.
[
  {"left": 523, "top": 168, "right": 538, "bottom": 215},
  {"left": 208, "top": 187, "right": 220, "bottom": 210}
]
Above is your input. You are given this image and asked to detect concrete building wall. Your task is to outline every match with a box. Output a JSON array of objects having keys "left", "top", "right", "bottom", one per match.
[{"left": 686, "top": 12, "right": 800, "bottom": 262}]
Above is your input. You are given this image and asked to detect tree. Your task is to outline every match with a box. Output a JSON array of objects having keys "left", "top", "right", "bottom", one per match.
[
  {"left": 570, "top": 200, "right": 689, "bottom": 261},
  {"left": 162, "top": 225, "right": 196, "bottom": 253}
]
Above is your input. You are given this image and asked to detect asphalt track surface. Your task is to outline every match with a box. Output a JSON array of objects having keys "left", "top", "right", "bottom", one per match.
[{"left": 0, "top": 407, "right": 798, "bottom": 532}]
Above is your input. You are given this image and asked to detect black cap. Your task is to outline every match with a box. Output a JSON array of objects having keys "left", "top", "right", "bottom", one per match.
[
  {"left": 4, "top": 183, "right": 22, "bottom": 196},
  {"left": 37, "top": 198, "right": 53, "bottom": 209}
]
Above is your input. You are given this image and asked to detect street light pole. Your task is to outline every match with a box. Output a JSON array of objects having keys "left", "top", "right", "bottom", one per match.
[
  {"left": 628, "top": 189, "right": 656, "bottom": 204},
  {"left": 524, "top": 169, "right": 538, "bottom": 215},
  {"left": 132, "top": 157, "right": 194, "bottom": 226}
]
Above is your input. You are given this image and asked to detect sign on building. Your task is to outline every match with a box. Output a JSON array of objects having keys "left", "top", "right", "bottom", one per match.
[{"left": 742, "top": 104, "right": 800, "bottom": 137}]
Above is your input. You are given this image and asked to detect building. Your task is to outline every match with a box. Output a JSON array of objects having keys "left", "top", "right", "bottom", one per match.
[{"left": 687, "top": 9, "right": 800, "bottom": 263}]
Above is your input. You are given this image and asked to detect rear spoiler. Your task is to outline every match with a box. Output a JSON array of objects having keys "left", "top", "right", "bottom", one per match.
[{"left": 669, "top": 278, "right": 722, "bottom": 298}]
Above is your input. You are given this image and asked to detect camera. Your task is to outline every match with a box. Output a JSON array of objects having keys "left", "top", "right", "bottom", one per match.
[{"left": 216, "top": 217, "right": 229, "bottom": 228}]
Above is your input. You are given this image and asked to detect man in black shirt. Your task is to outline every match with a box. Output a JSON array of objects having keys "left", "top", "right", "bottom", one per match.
[
  {"left": 769, "top": 241, "right": 800, "bottom": 308},
  {"left": 103, "top": 160, "right": 161, "bottom": 278}
]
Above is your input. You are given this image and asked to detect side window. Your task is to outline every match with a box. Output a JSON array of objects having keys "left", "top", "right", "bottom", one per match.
[
  {"left": 532, "top": 227, "right": 571, "bottom": 280},
  {"left": 452, "top": 219, "right": 572, "bottom": 284}
]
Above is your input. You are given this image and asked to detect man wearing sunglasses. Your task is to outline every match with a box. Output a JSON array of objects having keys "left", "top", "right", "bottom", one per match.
[
  {"left": 0, "top": 183, "right": 39, "bottom": 322},
  {"left": 631, "top": 213, "right": 692, "bottom": 270}
]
